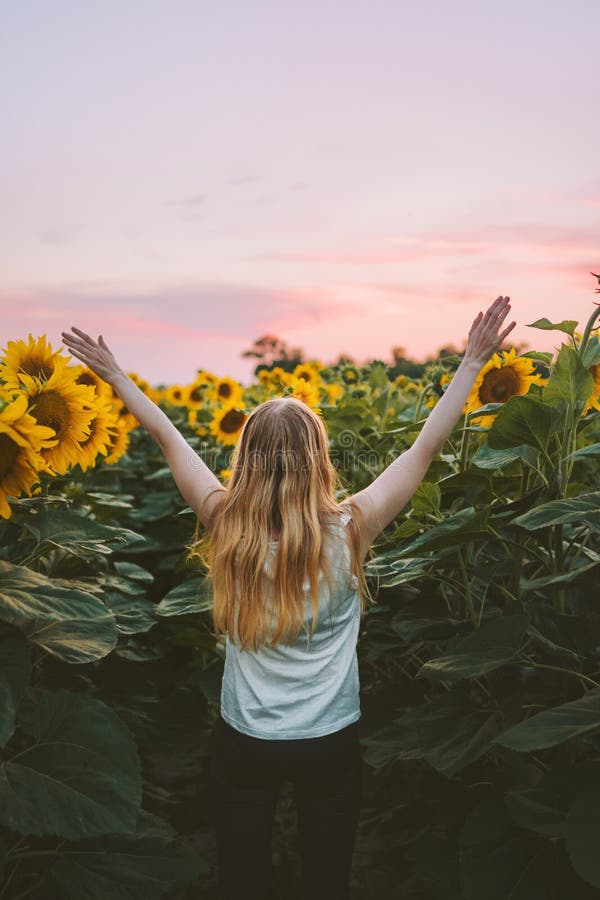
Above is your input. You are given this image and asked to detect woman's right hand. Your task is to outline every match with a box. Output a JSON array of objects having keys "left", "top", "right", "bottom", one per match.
[
  {"left": 464, "top": 296, "right": 516, "bottom": 366},
  {"left": 61, "top": 327, "right": 124, "bottom": 386}
]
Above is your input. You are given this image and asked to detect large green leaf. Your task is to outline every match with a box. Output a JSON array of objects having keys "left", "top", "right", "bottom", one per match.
[
  {"left": 486, "top": 395, "right": 562, "bottom": 451},
  {"left": 155, "top": 577, "right": 213, "bottom": 616},
  {"left": 0, "top": 560, "right": 117, "bottom": 663},
  {"left": 49, "top": 809, "right": 208, "bottom": 900},
  {"left": 564, "top": 785, "right": 600, "bottom": 889},
  {"left": 519, "top": 559, "right": 598, "bottom": 591},
  {"left": 542, "top": 345, "right": 594, "bottom": 411},
  {"left": 23, "top": 506, "right": 146, "bottom": 558},
  {"left": 512, "top": 493, "right": 600, "bottom": 531},
  {"left": 526, "top": 317, "right": 578, "bottom": 336},
  {"left": 460, "top": 795, "right": 557, "bottom": 900},
  {"left": 417, "top": 614, "right": 529, "bottom": 681},
  {"left": 365, "top": 690, "right": 505, "bottom": 777},
  {"left": 0, "top": 624, "right": 30, "bottom": 748},
  {"left": 419, "top": 697, "right": 505, "bottom": 777},
  {"left": 0, "top": 688, "right": 141, "bottom": 839},
  {"left": 370, "top": 556, "right": 433, "bottom": 585},
  {"left": 360, "top": 708, "right": 422, "bottom": 768},
  {"left": 395, "top": 507, "right": 490, "bottom": 557},
  {"left": 564, "top": 442, "right": 600, "bottom": 462},
  {"left": 492, "top": 687, "right": 600, "bottom": 751},
  {"left": 472, "top": 442, "right": 534, "bottom": 470}
]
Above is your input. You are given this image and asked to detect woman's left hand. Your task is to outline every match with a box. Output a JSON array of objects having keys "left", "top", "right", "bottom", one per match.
[{"left": 61, "top": 327, "right": 124, "bottom": 386}]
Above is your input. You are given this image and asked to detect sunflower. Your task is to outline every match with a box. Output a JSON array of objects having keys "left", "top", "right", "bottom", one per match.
[
  {"left": 183, "top": 374, "right": 216, "bottom": 407},
  {"left": 463, "top": 347, "right": 546, "bottom": 426},
  {"left": 0, "top": 333, "right": 64, "bottom": 389},
  {"left": 103, "top": 419, "right": 132, "bottom": 465},
  {"left": 325, "top": 383, "right": 344, "bottom": 403},
  {"left": 70, "top": 363, "right": 114, "bottom": 401},
  {"left": 209, "top": 404, "right": 249, "bottom": 446},
  {"left": 214, "top": 376, "right": 244, "bottom": 406},
  {"left": 292, "top": 362, "right": 322, "bottom": 385},
  {"left": 0, "top": 390, "right": 59, "bottom": 519},
  {"left": 196, "top": 369, "right": 218, "bottom": 385},
  {"left": 341, "top": 366, "right": 360, "bottom": 385},
  {"left": 287, "top": 375, "right": 322, "bottom": 413},
  {"left": 164, "top": 384, "right": 187, "bottom": 406},
  {"left": 111, "top": 395, "right": 140, "bottom": 431},
  {"left": 18, "top": 356, "right": 99, "bottom": 476},
  {"left": 394, "top": 374, "right": 408, "bottom": 387},
  {"left": 219, "top": 468, "right": 232, "bottom": 482},
  {"left": 74, "top": 398, "right": 122, "bottom": 473},
  {"left": 582, "top": 364, "right": 600, "bottom": 415}
]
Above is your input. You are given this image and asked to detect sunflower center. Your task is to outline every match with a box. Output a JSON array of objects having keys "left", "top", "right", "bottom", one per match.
[
  {"left": 188, "top": 387, "right": 202, "bottom": 403},
  {"left": 218, "top": 383, "right": 233, "bottom": 399},
  {"left": 31, "top": 390, "right": 70, "bottom": 438},
  {"left": 220, "top": 409, "right": 246, "bottom": 434},
  {"left": 77, "top": 373, "right": 97, "bottom": 387},
  {"left": 479, "top": 366, "right": 521, "bottom": 404},
  {"left": 0, "top": 434, "right": 19, "bottom": 480},
  {"left": 20, "top": 355, "right": 54, "bottom": 380}
]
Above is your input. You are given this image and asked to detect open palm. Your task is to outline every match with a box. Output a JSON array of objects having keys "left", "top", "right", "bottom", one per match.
[
  {"left": 465, "top": 296, "right": 516, "bottom": 366},
  {"left": 61, "top": 327, "right": 123, "bottom": 386}
]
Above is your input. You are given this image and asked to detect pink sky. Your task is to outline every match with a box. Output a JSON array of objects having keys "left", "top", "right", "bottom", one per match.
[{"left": 2, "top": 1, "right": 599, "bottom": 386}]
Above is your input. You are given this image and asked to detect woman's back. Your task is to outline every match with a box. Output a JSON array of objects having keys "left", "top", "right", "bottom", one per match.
[{"left": 220, "top": 510, "right": 361, "bottom": 740}]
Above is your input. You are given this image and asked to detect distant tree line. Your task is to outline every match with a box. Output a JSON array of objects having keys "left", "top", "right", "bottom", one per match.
[{"left": 242, "top": 333, "right": 530, "bottom": 381}]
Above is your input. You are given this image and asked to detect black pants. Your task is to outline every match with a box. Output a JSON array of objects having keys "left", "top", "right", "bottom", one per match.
[{"left": 208, "top": 713, "right": 363, "bottom": 900}]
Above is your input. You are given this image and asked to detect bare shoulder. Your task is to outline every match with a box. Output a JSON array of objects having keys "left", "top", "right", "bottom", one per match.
[{"left": 341, "top": 492, "right": 380, "bottom": 563}]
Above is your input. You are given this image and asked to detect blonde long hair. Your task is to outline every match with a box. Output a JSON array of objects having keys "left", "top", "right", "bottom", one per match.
[{"left": 187, "top": 396, "right": 376, "bottom": 652}]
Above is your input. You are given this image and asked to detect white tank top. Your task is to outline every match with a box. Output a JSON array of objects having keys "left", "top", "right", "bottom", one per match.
[{"left": 219, "top": 510, "right": 361, "bottom": 739}]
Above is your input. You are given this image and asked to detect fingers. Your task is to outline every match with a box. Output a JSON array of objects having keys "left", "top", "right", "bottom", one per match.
[
  {"left": 69, "top": 326, "right": 97, "bottom": 346},
  {"left": 499, "top": 321, "right": 516, "bottom": 340}
]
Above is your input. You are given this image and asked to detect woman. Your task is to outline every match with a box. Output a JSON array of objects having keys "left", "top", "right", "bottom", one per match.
[{"left": 61, "top": 295, "right": 515, "bottom": 899}]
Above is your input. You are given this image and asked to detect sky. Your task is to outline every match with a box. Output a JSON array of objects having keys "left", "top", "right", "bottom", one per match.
[{"left": 1, "top": 0, "right": 599, "bottom": 387}]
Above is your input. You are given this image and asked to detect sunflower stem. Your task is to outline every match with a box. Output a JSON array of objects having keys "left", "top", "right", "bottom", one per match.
[
  {"left": 577, "top": 303, "right": 600, "bottom": 358},
  {"left": 458, "top": 413, "right": 470, "bottom": 472}
]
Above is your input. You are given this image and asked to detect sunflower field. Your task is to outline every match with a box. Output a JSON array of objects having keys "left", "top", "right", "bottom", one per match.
[{"left": 1, "top": 295, "right": 600, "bottom": 900}]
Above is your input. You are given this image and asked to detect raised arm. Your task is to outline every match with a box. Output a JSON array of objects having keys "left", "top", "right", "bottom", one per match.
[
  {"left": 349, "top": 296, "right": 516, "bottom": 556},
  {"left": 61, "top": 328, "right": 225, "bottom": 526}
]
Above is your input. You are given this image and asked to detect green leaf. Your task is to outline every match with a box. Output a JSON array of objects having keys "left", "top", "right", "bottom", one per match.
[
  {"left": 418, "top": 692, "right": 505, "bottom": 777},
  {"left": 362, "top": 691, "right": 504, "bottom": 777},
  {"left": 0, "top": 623, "right": 30, "bottom": 748},
  {"left": 1, "top": 688, "right": 142, "bottom": 838},
  {"left": 492, "top": 687, "right": 600, "bottom": 751},
  {"left": 542, "top": 345, "right": 594, "bottom": 411},
  {"left": 0, "top": 560, "right": 118, "bottom": 663},
  {"left": 360, "top": 708, "right": 422, "bottom": 768},
  {"left": 112, "top": 561, "right": 154, "bottom": 584},
  {"left": 526, "top": 317, "right": 578, "bottom": 336},
  {"left": 519, "top": 350, "right": 555, "bottom": 365},
  {"left": 472, "top": 442, "right": 533, "bottom": 470},
  {"left": 23, "top": 507, "right": 146, "bottom": 558},
  {"left": 581, "top": 337, "right": 600, "bottom": 368},
  {"left": 155, "top": 577, "right": 213, "bottom": 616},
  {"left": 49, "top": 810, "right": 209, "bottom": 899},
  {"left": 395, "top": 507, "right": 490, "bottom": 557},
  {"left": 104, "top": 591, "right": 158, "bottom": 635},
  {"left": 519, "top": 559, "right": 598, "bottom": 591},
  {"left": 512, "top": 492, "right": 600, "bottom": 531},
  {"left": 486, "top": 395, "right": 562, "bottom": 451},
  {"left": 417, "top": 614, "right": 529, "bottom": 681},
  {"left": 460, "top": 796, "right": 557, "bottom": 900},
  {"left": 564, "top": 785, "right": 600, "bottom": 889},
  {"left": 411, "top": 481, "right": 441, "bottom": 515},
  {"left": 564, "top": 442, "right": 600, "bottom": 462}
]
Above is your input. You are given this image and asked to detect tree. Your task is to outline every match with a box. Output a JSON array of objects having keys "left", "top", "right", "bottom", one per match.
[{"left": 241, "top": 334, "right": 305, "bottom": 376}]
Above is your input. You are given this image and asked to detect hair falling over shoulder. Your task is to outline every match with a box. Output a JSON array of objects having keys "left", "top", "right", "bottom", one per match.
[{"left": 185, "top": 397, "right": 377, "bottom": 652}]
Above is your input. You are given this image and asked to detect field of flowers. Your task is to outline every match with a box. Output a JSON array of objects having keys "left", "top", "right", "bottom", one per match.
[{"left": 1, "top": 293, "right": 600, "bottom": 899}]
